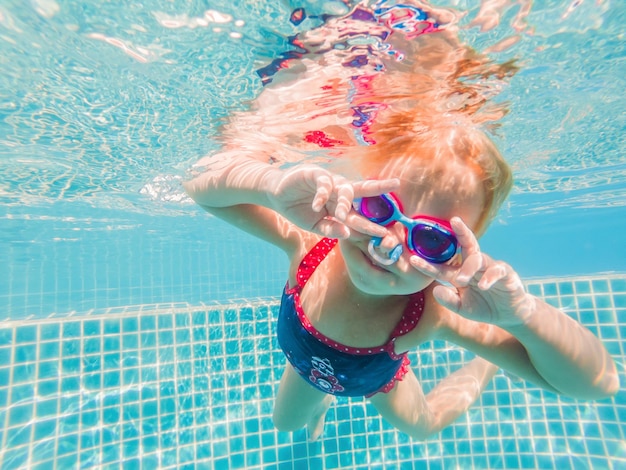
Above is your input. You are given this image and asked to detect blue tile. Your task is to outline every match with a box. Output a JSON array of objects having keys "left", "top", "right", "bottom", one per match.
[
  {"left": 575, "top": 281, "right": 592, "bottom": 294},
  {"left": 62, "top": 340, "right": 80, "bottom": 357},
  {"left": 208, "top": 310, "right": 221, "bottom": 324},
  {"left": 83, "top": 320, "right": 100, "bottom": 336},
  {"left": 103, "top": 352, "right": 120, "bottom": 369},
  {"left": 39, "top": 323, "right": 60, "bottom": 341},
  {"left": 193, "top": 327, "right": 207, "bottom": 342},
  {"left": 83, "top": 372, "right": 101, "bottom": 390},
  {"left": 142, "top": 400, "right": 158, "bottom": 418},
  {"left": 209, "top": 325, "right": 223, "bottom": 340},
  {"left": 83, "top": 356, "right": 101, "bottom": 373},
  {"left": 122, "top": 333, "right": 139, "bottom": 349},
  {"left": 192, "top": 311, "right": 207, "bottom": 326},
  {"left": 176, "top": 328, "right": 191, "bottom": 343},
  {"left": 158, "top": 330, "right": 174, "bottom": 345},
  {"left": 14, "top": 344, "right": 36, "bottom": 363},
  {"left": 141, "top": 331, "right": 157, "bottom": 347},
  {"left": 123, "top": 456, "right": 140, "bottom": 469},
  {"left": 103, "top": 336, "right": 120, "bottom": 351},
  {"left": 9, "top": 402, "right": 33, "bottom": 426},
  {"left": 103, "top": 371, "right": 120, "bottom": 387},
  {"left": 103, "top": 318, "right": 121, "bottom": 334},
  {"left": 81, "top": 410, "right": 99, "bottom": 427},
  {"left": 195, "top": 443, "right": 212, "bottom": 460},
  {"left": 614, "top": 294, "right": 626, "bottom": 308},
  {"left": 39, "top": 341, "right": 59, "bottom": 360},
  {"left": 37, "top": 379, "right": 59, "bottom": 397},
  {"left": 0, "top": 347, "right": 11, "bottom": 363},
  {"left": 63, "top": 322, "right": 81, "bottom": 338},
  {"left": 122, "top": 368, "right": 139, "bottom": 385},
  {"left": 15, "top": 325, "right": 37, "bottom": 343},
  {"left": 122, "top": 317, "right": 139, "bottom": 333},
  {"left": 591, "top": 279, "right": 610, "bottom": 293},
  {"left": 83, "top": 337, "right": 100, "bottom": 354},
  {"left": 101, "top": 444, "right": 120, "bottom": 464},
  {"left": 158, "top": 314, "right": 173, "bottom": 329},
  {"left": 57, "top": 454, "right": 79, "bottom": 468},
  {"left": 141, "top": 348, "right": 157, "bottom": 364},
  {"left": 176, "top": 313, "right": 189, "bottom": 327},
  {"left": 2, "top": 449, "right": 28, "bottom": 470},
  {"left": 141, "top": 315, "right": 157, "bottom": 330},
  {"left": 0, "top": 328, "right": 13, "bottom": 346},
  {"left": 0, "top": 387, "right": 7, "bottom": 407},
  {"left": 12, "top": 363, "right": 36, "bottom": 383},
  {"left": 34, "top": 419, "right": 57, "bottom": 440},
  {"left": 37, "top": 360, "right": 58, "bottom": 379}
]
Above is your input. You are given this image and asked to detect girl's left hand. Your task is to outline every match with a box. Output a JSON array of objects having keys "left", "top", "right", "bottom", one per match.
[{"left": 409, "top": 217, "right": 533, "bottom": 329}]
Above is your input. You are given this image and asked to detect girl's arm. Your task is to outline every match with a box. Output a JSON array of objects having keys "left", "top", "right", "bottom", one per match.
[
  {"left": 184, "top": 153, "right": 302, "bottom": 253},
  {"left": 434, "top": 299, "right": 618, "bottom": 399},
  {"left": 411, "top": 217, "right": 619, "bottom": 400},
  {"left": 184, "top": 152, "right": 399, "bottom": 251}
]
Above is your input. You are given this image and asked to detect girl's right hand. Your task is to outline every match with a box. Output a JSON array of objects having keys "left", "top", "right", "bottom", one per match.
[{"left": 269, "top": 165, "right": 400, "bottom": 239}]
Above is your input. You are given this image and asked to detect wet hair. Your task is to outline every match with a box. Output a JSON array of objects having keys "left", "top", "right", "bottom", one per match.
[
  {"left": 355, "top": 111, "right": 513, "bottom": 236},
  {"left": 344, "top": 21, "right": 517, "bottom": 236}
]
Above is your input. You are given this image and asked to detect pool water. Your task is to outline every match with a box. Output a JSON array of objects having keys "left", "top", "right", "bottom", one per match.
[
  {"left": 1, "top": 0, "right": 625, "bottom": 468},
  {"left": 1, "top": 275, "right": 624, "bottom": 469}
]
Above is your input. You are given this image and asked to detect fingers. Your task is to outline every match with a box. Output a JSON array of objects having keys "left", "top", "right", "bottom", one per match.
[
  {"left": 344, "top": 212, "right": 388, "bottom": 238},
  {"left": 431, "top": 285, "right": 462, "bottom": 313},
  {"left": 353, "top": 178, "right": 401, "bottom": 197},
  {"left": 450, "top": 216, "right": 480, "bottom": 257},
  {"left": 313, "top": 176, "right": 399, "bottom": 226},
  {"left": 314, "top": 218, "right": 351, "bottom": 239},
  {"left": 454, "top": 252, "right": 485, "bottom": 285},
  {"left": 333, "top": 178, "right": 400, "bottom": 220},
  {"left": 311, "top": 174, "right": 333, "bottom": 212},
  {"left": 410, "top": 216, "right": 484, "bottom": 286},
  {"left": 333, "top": 183, "right": 355, "bottom": 220},
  {"left": 476, "top": 263, "right": 508, "bottom": 290}
]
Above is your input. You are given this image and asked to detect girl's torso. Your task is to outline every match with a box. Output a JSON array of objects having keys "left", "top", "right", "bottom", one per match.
[{"left": 290, "top": 237, "right": 440, "bottom": 354}]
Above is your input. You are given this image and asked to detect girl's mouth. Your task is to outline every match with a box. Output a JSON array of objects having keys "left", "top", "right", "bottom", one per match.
[
  {"left": 361, "top": 247, "right": 391, "bottom": 272},
  {"left": 367, "top": 238, "right": 403, "bottom": 267}
]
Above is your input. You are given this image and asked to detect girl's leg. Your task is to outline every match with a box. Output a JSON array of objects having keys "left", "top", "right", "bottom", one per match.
[
  {"left": 369, "top": 358, "right": 498, "bottom": 440},
  {"left": 273, "top": 363, "right": 335, "bottom": 441}
]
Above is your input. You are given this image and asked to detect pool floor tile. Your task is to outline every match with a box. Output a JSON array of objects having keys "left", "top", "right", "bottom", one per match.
[{"left": 0, "top": 274, "right": 624, "bottom": 469}]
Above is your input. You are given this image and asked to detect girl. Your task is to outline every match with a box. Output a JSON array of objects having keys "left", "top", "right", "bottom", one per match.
[{"left": 184, "top": 1, "right": 618, "bottom": 441}]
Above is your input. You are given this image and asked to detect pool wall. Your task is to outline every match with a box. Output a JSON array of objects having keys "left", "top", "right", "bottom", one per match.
[
  {"left": 3, "top": 200, "right": 625, "bottom": 322},
  {"left": 0, "top": 275, "right": 624, "bottom": 469}
]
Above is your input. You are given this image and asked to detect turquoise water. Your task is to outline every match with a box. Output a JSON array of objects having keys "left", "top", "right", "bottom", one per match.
[
  {"left": 1, "top": 0, "right": 625, "bottom": 468},
  {"left": 1, "top": 276, "right": 624, "bottom": 468}
]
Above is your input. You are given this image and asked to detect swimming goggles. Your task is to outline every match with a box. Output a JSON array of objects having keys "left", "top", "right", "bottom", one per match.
[{"left": 354, "top": 193, "right": 458, "bottom": 265}]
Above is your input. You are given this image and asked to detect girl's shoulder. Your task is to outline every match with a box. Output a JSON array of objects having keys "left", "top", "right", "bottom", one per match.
[{"left": 286, "top": 233, "right": 326, "bottom": 288}]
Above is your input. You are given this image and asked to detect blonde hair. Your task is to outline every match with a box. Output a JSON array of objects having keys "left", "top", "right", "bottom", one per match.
[
  {"left": 355, "top": 111, "right": 513, "bottom": 236},
  {"left": 342, "top": 28, "right": 517, "bottom": 236}
]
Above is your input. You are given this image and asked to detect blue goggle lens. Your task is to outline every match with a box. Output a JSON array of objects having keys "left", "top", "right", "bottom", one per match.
[
  {"left": 359, "top": 196, "right": 395, "bottom": 224},
  {"left": 410, "top": 224, "right": 456, "bottom": 263},
  {"left": 358, "top": 195, "right": 457, "bottom": 264}
]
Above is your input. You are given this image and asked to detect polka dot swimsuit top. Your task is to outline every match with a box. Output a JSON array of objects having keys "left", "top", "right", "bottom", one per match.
[
  {"left": 277, "top": 238, "right": 424, "bottom": 397},
  {"left": 287, "top": 238, "right": 424, "bottom": 357}
]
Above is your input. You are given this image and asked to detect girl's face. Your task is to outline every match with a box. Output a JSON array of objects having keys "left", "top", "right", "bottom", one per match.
[{"left": 339, "top": 157, "right": 485, "bottom": 297}]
